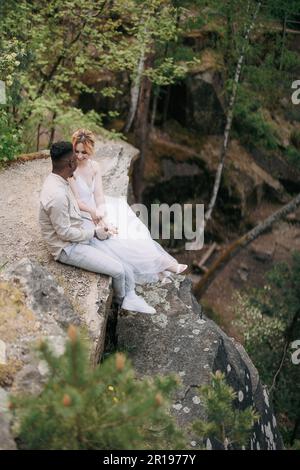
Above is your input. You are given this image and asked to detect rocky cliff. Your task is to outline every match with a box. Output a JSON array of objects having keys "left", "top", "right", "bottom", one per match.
[{"left": 0, "top": 138, "right": 283, "bottom": 449}]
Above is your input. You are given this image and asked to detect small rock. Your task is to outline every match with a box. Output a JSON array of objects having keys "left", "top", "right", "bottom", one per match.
[
  {"left": 172, "top": 403, "right": 183, "bottom": 411},
  {"left": 0, "top": 340, "right": 7, "bottom": 365},
  {"left": 237, "top": 269, "right": 248, "bottom": 282},
  {"left": 250, "top": 246, "right": 273, "bottom": 262}
]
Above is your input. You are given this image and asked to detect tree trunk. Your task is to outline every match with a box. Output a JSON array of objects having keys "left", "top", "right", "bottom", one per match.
[
  {"left": 279, "top": 14, "right": 287, "bottom": 71},
  {"left": 36, "top": 123, "right": 41, "bottom": 151},
  {"left": 204, "top": 1, "right": 262, "bottom": 225},
  {"left": 48, "top": 112, "right": 57, "bottom": 148},
  {"left": 132, "top": 52, "right": 155, "bottom": 202},
  {"left": 224, "top": 1, "right": 234, "bottom": 70},
  {"left": 124, "top": 29, "right": 147, "bottom": 133},
  {"left": 162, "top": 85, "right": 171, "bottom": 130},
  {"left": 193, "top": 191, "right": 300, "bottom": 299},
  {"left": 150, "top": 86, "right": 160, "bottom": 130}
]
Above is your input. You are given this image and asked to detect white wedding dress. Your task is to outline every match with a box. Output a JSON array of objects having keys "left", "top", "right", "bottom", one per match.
[{"left": 73, "top": 173, "right": 179, "bottom": 284}]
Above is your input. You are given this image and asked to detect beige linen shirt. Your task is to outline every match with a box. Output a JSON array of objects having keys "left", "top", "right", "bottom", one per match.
[{"left": 39, "top": 173, "right": 94, "bottom": 260}]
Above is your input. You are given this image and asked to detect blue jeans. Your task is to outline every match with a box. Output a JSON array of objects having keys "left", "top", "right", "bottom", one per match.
[{"left": 58, "top": 237, "right": 135, "bottom": 303}]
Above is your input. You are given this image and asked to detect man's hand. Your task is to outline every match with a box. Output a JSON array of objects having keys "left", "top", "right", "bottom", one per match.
[
  {"left": 94, "top": 220, "right": 118, "bottom": 240},
  {"left": 99, "top": 215, "right": 118, "bottom": 236},
  {"left": 94, "top": 222, "right": 110, "bottom": 240}
]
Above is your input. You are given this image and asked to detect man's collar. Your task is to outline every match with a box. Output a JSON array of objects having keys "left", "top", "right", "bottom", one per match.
[{"left": 51, "top": 172, "right": 69, "bottom": 185}]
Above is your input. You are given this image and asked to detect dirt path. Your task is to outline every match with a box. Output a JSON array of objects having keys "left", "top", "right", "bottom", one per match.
[{"left": 0, "top": 158, "right": 50, "bottom": 268}]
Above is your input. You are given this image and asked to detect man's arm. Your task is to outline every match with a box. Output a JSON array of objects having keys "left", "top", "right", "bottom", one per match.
[{"left": 47, "top": 194, "right": 95, "bottom": 242}]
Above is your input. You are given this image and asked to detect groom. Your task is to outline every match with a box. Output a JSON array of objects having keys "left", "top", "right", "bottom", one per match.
[{"left": 38, "top": 141, "right": 156, "bottom": 314}]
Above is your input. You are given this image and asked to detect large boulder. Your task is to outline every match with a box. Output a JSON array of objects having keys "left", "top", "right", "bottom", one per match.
[
  {"left": 0, "top": 261, "right": 78, "bottom": 394},
  {"left": 167, "top": 71, "right": 225, "bottom": 136},
  {"left": 117, "top": 276, "right": 284, "bottom": 450}
]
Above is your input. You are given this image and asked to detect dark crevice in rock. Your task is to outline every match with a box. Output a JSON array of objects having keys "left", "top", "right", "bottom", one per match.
[{"left": 103, "top": 303, "right": 120, "bottom": 359}]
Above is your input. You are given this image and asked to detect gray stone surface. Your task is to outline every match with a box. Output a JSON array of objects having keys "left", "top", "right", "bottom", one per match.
[
  {"left": 117, "top": 276, "right": 284, "bottom": 450},
  {"left": 4, "top": 258, "right": 81, "bottom": 329}
]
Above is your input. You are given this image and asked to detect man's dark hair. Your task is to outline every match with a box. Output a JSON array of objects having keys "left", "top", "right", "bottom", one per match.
[{"left": 50, "top": 141, "right": 73, "bottom": 163}]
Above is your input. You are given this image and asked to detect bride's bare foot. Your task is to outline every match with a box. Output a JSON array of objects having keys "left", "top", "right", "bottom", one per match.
[{"left": 167, "top": 263, "right": 188, "bottom": 274}]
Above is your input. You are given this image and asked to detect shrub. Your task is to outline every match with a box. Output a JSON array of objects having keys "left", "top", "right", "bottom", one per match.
[
  {"left": 0, "top": 110, "right": 22, "bottom": 163},
  {"left": 10, "top": 326, "right": 184, "bottom": 450}
]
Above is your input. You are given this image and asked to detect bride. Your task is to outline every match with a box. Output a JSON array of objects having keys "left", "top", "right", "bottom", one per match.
[{"left": 69, "top": 128, "right": 188, "bottom": 297}]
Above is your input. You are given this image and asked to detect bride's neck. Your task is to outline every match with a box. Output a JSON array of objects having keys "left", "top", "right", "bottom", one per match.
[{"left": 77, "top": 158, "right": 92, "bottom": 170}]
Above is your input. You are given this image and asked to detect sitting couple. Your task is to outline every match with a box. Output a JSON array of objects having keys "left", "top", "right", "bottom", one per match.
[{"left": 39, "top": 129, "right": 187, "bottom": 314}]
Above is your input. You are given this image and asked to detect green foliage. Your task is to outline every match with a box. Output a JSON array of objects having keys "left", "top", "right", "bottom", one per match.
[
  {"left": 291, "top": 130, "right": 300, "bottom": 150},
  {"left": 267, "top": 0, "right": 300, "bottom": 19},
  {"left": 280, "top": 50, "right": 300, "bottom": 75},
  {"left": 1, "top": 0, "right": 202, "bottom": 148},
  {"left": 289, "top": 440, "right": 300, "bottom": 450},
  {"left": 10, "top": 327, "right": 185, "bottom": 450},
  {"left": 144, "top": 57, "right": 198, "bottom": 86},
  {"left": 192, "top": 371, "right": 259, "bottom": 450},
  {"left": 21, "top": 97, "right": 123, "bottom": 153},
  {"left": 283, "top": 146, "right": 300, "bottom": 171},
  {"left": 233, "top": 85, "right": 279, "bottom": 151},
  {"left": 193, "top": 1, "right": 300, "bottom": 153},
  {"left": 234, "top": 252, "right": 300, "bottom": 446},
  {"left": 0, "top": 110, "right": 23, "bottom": 162}
]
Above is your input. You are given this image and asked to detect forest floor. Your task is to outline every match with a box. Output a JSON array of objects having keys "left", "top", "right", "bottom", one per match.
[{"left": 174, "top": 199, "right": 300, "bottom": 338}]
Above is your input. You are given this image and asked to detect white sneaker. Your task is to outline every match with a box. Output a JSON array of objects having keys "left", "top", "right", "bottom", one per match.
[
  {"left": 158, "top": 271, "right": 172, "bottom": 284},
  {"left": 121, "top": 291, "right": 156, "bottom": 314}
]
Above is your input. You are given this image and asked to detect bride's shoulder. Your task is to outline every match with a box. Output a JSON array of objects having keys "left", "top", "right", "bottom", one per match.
[{"left": 68, "top": 175, "right": 76, "bottom": 185}]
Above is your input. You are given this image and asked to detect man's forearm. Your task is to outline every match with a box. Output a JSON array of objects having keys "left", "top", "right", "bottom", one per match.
[{"left": 57, "top": 225, "right": 95, "bottom": 242}]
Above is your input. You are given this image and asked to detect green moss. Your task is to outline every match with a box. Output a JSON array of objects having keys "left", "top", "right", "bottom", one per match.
[
  {"left": 0, "top": 359, "right": 23, "bottom": 387},
  {"left": 201, "top": 299, "right": 225, "bottom": 328},
  {"left": 0, "top": 281, "right": 36, "bottom": 343}
]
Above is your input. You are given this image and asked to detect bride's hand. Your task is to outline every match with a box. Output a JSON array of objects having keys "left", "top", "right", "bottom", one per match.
[
  {"left": 100, "top": 215, "right": 118, "bottom": 235},
  {"left": 108, "top": 225, "right": 118, "bottom": 235},
  {"left": 105, "top": 221, "right": 118, "bottom": 235}
]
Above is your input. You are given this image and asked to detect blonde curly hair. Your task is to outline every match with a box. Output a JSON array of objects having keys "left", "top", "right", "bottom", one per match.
[{"left": 72, "top": 128, "right": 95, "bottom": 155}]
